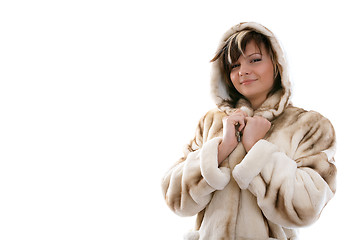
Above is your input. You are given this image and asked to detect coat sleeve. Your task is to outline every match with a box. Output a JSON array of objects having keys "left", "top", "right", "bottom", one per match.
[
  {"left": 232, "top": 112, "right": 337, "bottom": 228},
  {"left": 161, "top": 110, "right": 230, "bottom": 217}
]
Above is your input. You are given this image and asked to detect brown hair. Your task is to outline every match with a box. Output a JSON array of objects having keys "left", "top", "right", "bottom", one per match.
[{"left": 211, "top": 29, "right": 283, "bottom": 106}]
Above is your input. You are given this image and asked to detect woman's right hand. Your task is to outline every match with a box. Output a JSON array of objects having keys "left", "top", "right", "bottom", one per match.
[{"left": 218, "top": 109, "right": 247, "bottom": 165}]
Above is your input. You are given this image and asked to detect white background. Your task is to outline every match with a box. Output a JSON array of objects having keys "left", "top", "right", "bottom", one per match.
[{"left": 0, "top": 0, "right": 347, "bottom": 239}]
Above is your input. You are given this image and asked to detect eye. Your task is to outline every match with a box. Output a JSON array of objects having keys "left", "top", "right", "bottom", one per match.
[
  {"left": 251, "top": 58, "right": 262, "bottom": 63},
  {"left": 231, "top": 63, "right": 240, "bottom": 70}
]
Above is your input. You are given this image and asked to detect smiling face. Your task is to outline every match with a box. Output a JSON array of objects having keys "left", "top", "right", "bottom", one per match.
[{"left": 229, "top": 40, "right": 275, "bottom": 109}]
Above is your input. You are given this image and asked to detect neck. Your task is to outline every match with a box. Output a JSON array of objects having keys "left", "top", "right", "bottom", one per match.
[{"left": 249, "top": 95, "right": 267, "bottom": 110}]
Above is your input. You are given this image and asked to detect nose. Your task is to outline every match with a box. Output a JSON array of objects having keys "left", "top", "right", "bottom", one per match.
[{"left": 239, "top": 64, "right": 251, "bottom": 76}]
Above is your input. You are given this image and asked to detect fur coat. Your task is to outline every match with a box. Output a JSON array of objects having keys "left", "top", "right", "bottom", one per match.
[{"left": 161, "top": 22, "right": 337, "bottom": 240}]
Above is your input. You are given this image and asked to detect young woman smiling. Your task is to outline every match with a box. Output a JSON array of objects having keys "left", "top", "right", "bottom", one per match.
[{"left": 162, "top": 22, "right": 336, "bottom": 240}]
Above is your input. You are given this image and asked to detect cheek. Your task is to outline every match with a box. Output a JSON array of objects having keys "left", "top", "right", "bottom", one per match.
[
  {"left": 260, "top": 63, "right": 275, "bottom": 85},
  {"left": 230, "top": 72, "right": 239, "bottom": 86}
]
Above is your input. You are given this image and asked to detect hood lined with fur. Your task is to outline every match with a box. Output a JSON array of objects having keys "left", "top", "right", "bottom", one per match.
[{"left": 210, "top": 22, "right": 291, "bottom": 120}]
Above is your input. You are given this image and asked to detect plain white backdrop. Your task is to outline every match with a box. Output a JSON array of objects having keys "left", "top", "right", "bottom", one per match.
[{"left": 0, "top": 0, "right": 347, "bottom": 239}]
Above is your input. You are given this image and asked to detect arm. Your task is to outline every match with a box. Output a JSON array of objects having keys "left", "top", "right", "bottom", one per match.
[
  {"left": 232, "top": 113, "right": 337, "bottom": 227},
  {"left": 162, "top": 110, "right": 231, "bottom": 216}
]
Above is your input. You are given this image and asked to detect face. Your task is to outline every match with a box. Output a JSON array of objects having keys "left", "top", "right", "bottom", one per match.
[{"left": 229, "top": 40, "right": 275, "bottom": 107}]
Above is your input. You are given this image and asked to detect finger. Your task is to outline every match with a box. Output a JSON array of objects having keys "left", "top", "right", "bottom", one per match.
[
  {"left": 226, "top": 115, "right": 240, "bottom": 122},
  {"left": 238, "top": 122, "right": 245, "bottom": 131},
  {"left": 253, "top": 115, "right": 265, "bottom": 120},
  {"left": 232, "top": 109, "right": 243, "bottom": 116},
  {"left": 235, "top": 108, "right": 248, "bottom": 117},
  {"left": 240, "top": 110, "right": 248, "bottom": 118},
  {"left": 234, "top": 113, "right": 246, "bottom": 119},
  {"left": 234, "top": 116, "right": 246, "bottom": 131},
  {"left": 238, "top": 119, "right": 246, "bottom": 131}
]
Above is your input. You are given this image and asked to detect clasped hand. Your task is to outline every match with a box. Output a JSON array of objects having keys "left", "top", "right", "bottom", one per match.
[{"left": 217, "top": 109, "right": 271, "bottom": 165}]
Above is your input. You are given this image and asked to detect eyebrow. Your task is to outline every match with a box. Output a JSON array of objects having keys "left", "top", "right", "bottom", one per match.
[{"left": 247, "top": 52, "right": 262, "bottom": 57}]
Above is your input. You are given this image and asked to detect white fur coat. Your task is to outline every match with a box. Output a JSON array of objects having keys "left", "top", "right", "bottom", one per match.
[{"left": 162, "top": 22, "right": 336, "bottom": 240}]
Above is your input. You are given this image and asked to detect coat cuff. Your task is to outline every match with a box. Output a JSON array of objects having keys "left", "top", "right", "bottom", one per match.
[
  {"left": 200, "top": 137, "right": 230, "bottom": 190},
  {"left": 232, "top": 140, "right": 279, "bottom": 189}
]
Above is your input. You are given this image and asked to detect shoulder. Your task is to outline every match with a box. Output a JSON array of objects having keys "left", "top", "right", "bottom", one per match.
[
  {"left": 193, "top": 108, "right": 227, "bottom": 143},
  {"left": 272, "top": 105, "right": 335, "bottom": 145},
  {"left": 198, "top": 108, "right": 227, "bottom": 125},
  {"left": 280, "top": 105, "right": 336, "bottom": 149},
  {"left": 279, "top": 105, "right": 334, "bottom": 130},
  {"left": 274, "top": 105, "right": 332, "bottom": 128},
  {"left": 271, "top": 105, "right": 336, "bottom": 158}
]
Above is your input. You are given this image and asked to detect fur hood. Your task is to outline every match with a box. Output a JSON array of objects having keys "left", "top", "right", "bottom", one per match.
[{"left": 210, "top": 22, "right": 291, "bottom": 120}]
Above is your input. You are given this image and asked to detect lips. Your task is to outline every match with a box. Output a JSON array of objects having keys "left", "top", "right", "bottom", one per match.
[{"left": 240, "top": 79, "right": 257, "bottom": 85}]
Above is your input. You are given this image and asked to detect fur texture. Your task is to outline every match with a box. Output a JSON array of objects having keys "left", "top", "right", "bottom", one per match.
[{"left": 162, "top": 22, "right": 336, "bottom": 240}]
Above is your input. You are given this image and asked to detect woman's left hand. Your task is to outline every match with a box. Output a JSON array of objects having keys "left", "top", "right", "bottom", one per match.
[{"left": 242, "top": 116, "right": 271, "bottom": 152}]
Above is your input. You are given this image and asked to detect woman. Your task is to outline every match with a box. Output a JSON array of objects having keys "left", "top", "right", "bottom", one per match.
[{"left": 162, "top": 22, "right": 336, "bottom": 240}]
